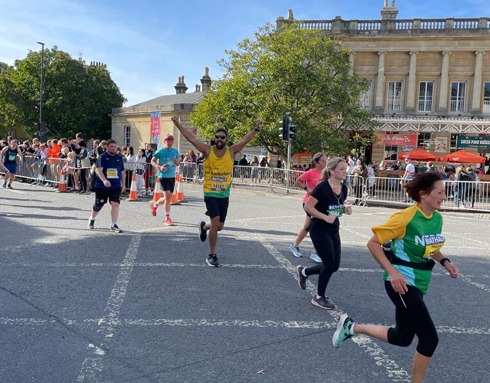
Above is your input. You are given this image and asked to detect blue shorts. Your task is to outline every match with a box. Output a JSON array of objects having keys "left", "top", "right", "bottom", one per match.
[
  {"left": 204, "top": 196, "right": 229, "bottom": 223},
  {"left": 5, "top": 163, "right": 16, "bottom": 174}
]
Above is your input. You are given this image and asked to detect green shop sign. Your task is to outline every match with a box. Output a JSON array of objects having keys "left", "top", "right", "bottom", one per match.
[{"left": 457, "top": 136, "right": 490, "bottom": 148}]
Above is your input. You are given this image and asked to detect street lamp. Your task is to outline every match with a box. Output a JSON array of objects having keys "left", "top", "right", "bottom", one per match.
[{"left": 37, "top": 41, "right": 44, "bottom": 130}]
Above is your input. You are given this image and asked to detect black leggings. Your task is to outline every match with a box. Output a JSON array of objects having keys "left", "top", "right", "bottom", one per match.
[
  {"left": 385, "top": 281, "right": 439, "bottom": 357},
  {"left": 304, "top": 228, "right": 341, "bottom": 297}
]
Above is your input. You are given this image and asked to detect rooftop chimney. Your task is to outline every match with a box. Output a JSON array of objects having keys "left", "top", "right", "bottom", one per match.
[
  {"left": 381, "top": 0, "right": 398, "bottom": 20},
  {"left": 200, "top": 67, "right": 212, "bottom": 92},
  {"left": 174, "top": 75, "right": 188, "bottom": 94}
]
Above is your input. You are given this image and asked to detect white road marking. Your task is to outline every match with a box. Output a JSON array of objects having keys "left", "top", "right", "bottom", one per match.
[
  {"left": 254, "top": 234, "right": 411, "bottom": 382},
  {"left": 76, "top": 234, "right": 141, "bottom": 383},
  {"left": 1, "top": 317, "right": 488, "bottom": 335}
]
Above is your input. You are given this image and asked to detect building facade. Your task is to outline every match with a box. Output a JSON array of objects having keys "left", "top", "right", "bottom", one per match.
[
  {"left": 278, "top": 1, "right": 490, "bottom": 168},
  {"left": 111, "top": 68, "right": 212, "bottom": 154}
]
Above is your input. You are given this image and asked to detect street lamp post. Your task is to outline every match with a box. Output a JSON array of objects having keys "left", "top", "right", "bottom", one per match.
[{"left": 37, "top": 41, "right": 44, "bottom": 131}]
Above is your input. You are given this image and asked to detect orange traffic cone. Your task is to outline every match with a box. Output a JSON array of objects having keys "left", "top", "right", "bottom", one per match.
[
  {"left": 57, "top": 169, "right": 68, "bottom": 193},
  {"left": 152, "top": 178, "right": 162, "bottom": 203},
  {"left": 171, "top": 173, "right": 185, "bottom": 204},
  {"left": 176, "top": 173, "right": 185, "bottom": 202},
  {"left": 127, "top": 173, "right": 139, "bottom": 201}
]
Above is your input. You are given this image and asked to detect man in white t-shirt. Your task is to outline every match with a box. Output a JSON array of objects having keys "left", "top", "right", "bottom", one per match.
[
  {"left": 403, "top": 157, "right": 416, "bottom": 180},
  {"left": 402, "top": 157, "right": 416, "bottom": 202}
]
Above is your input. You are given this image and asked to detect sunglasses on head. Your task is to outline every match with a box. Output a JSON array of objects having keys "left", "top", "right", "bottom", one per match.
[{"left": 215, "top": 135, "right": 226, "bottom": 140}]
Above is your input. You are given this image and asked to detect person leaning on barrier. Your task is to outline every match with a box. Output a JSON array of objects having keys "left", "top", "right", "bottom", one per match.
[
  {"left": 332, "top": 172, "right": 459, "bottom": 383},
  {"left": 171, "top": 116, "right": 263, "bottom": 267},
  {"left": 352, "top": 158, "right": 368, "bottom": 205}
]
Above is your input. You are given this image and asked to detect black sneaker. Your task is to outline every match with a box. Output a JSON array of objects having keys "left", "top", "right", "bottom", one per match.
[
  {"left": 7, "top": 184, "right": 13, "bottom": 189},
  {"left": 199, "top": 221, "right": 207, "bottom": 242},
  {"left": 111, "top": 224, "right": 123, "bottom": 233},
  {"left": 296, "top": 266, "right": 307, "bottom": 289},
  {"left": 88, "top": 219, "right": 95, "bottom": 230},
  {"left": 206, "top": 254, "right": 219, "bottom": 267},
  {"left": 311, "top": 296, "right": 335, "bottom": 310}
]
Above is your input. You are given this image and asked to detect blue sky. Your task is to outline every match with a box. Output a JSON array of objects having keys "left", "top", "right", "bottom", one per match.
[{"left": 0, "top": 0, "right": 488, "bottom": 106}]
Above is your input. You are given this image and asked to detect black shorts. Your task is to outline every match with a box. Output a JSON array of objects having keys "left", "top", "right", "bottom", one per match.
[
  {"left": 204, "top": 196, "right": 229, "bottom": 223},
  {"left": 302, "top": 203, "right": 311, "bottom": 218},
  {"left": 159, "top": 177, "right": 176, "bottom": 192},
  {"left": 95, "top": 187, "right": 121, "bottom": 204}
]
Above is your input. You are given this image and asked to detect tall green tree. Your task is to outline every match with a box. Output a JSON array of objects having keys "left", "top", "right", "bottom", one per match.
[
  {"left": 0, "top": 47, "right": 125, "bottom": 139},
  {"left": 190, "top": 23, "right": 377, "bottom": 156}
]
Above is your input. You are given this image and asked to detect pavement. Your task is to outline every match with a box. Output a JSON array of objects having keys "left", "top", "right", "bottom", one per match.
[{"left": 0, "top": 182, "right": 489, "bottom": 383}]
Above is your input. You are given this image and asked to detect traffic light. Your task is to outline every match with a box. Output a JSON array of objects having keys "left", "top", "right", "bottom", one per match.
[
  {"left": 281, "top": 114, "right": 291, "bottom": 141},
  {"left": 289, "top": 124, "right": 297, "bottom": 140}
]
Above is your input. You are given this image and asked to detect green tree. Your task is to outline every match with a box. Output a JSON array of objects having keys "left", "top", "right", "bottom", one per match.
[
  {"left": 190, "top": 23, "right": 377, "bottom": 156},
  {"left": 0, "top": 47, "right": 125, "bottom": 139}
]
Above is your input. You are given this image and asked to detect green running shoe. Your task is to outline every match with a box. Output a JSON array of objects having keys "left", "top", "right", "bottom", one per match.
[{"left": 332, "top": 313, "right": 354, "bottom": 348}]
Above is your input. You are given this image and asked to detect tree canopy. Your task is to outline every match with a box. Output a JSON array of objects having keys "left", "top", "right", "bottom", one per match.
[
  {"left": 0, "top": 46, "right": 125, "bottom": 140},
  {"left": 190, "top": 23, "right": 377, "bottom": 156}
]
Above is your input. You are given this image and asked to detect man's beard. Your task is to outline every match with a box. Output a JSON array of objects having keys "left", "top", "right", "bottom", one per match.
[{"left": 215, "top": 141, "right": 225, "bottom": 149}]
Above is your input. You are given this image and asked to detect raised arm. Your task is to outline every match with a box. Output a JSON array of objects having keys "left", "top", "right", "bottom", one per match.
[
  {"left": 170, "top": 117, "right": 210, "bottom": 157},
  {"left": 230, "top": 119, "right": 263, "bottom": 156}
]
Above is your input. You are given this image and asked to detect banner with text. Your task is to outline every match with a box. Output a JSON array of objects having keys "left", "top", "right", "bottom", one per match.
[
  {"left": 150, "top": 111, "right": 161, "bottom": 147},
  {"left": 457, "top": 135, "right": 490, "bottom": 149},
  {"left": 375, "top": 133, "right": 417, "bottom": 147}
]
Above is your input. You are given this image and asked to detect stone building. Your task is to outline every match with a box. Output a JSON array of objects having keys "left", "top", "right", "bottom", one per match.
[
  {"left": 277, "top": 1, "right": 490, "bottom": 167},
  {"left": 111, "top": 68, "right": 212, "bottom": 154}
]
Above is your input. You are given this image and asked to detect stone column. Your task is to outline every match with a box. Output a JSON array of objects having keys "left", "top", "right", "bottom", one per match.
[
  {"left": 348, "top": 52, "right": 355, "bottom": 75},
  {"left": 374, "top": 51, "right": 386, "bottom": 115},
  {"left": 437, "top": 51, "right": 451, "bottom": 115},
  {"left": 405, "top": 51, "right": 418, "bottom": 114},
  {"left": 471, "top": 51, "right": 484, "bottom": 115}
]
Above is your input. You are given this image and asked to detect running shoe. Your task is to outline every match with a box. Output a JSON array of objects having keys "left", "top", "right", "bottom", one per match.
[
  {"left": 289, "top": 243, "right": 303, "bottom": 258},
  {"left": 88, "top": 219, "right": 95, "bottom": 230},
  {"left": 296, "top": 266, "right": 307, "bottom": 289},
  {"left": 2, "top": 183, "right": 6, "bottom": 188},
  {"left": 164, "top": 217, "right": 173, "bottom": 226},
  {"left": 111, "top": 224, "right": 123, "bottom": 233},
  {"left": 332, "top": 313, "right": 354, "bottom": 348},
  {"left": 150, "top": 202, "right": 157, "bottom": 216},
  {"left": 199, "top": 221, "right": 207, "bottom": 242},
  {"left": 206, "top": 254, "right": 219, "bottom": 267},
  {"left": 310, "top": 252, "right": 322, "bottom": 263},
  {"left": 311, "top": 296, "right": 335, "bottom": 310},
  {"left": 7, "top": 184, "right": 13, "bottom": 189}
]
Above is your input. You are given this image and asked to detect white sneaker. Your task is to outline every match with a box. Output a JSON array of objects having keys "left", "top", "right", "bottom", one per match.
[
  {"left": 310, "top": 252, "right": 322, "bottom": 263},
  {"left": 289, "top": 243, "right": 303, "bottom": 258}
]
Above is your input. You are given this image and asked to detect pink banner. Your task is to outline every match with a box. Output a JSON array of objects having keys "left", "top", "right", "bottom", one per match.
[
  {"left": 375, "top": 133, "right": 417, "bottom": 146},
  {"left": 150, "top": 111, "right": 161, "bottom": 145}
]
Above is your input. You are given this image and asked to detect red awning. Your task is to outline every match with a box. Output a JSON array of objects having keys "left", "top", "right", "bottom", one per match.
[
  {"left": 398, "top": 148, "right": 437, "bottom": 161},
  {"left": 438, "top": 149, "right": 486, "bottom": 164},
  {"left": 292, "top": 152, "right": 312, "bottom": 158}
]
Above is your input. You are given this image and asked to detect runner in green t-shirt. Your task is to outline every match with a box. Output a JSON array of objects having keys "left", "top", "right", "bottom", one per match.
[{"left": 332, "top": 173, "right": 459, "bottom": 383}]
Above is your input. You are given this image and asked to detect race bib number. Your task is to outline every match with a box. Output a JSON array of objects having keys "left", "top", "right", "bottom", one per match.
[
  {"left": 106, "top": 168, "right": 118, "bottom": 179},
  {"left": 8, "top": 154, "right": 16, "bottom": 161}
]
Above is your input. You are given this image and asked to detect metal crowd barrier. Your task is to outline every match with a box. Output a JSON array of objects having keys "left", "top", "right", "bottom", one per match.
[
  {"left": 360, "top": 176, "right": 490, "bottom": 212},
  {"left": 4, "top": 158, "right": 489, "bottom": 212}
]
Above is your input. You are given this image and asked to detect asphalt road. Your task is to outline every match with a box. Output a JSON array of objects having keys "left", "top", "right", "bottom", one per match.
[{"left": 0, "top": 181, "right": 489, "bottom": 383}]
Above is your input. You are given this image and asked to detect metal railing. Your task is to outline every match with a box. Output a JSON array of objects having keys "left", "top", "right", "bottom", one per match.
[{"left": 3, "top": 159, "right": 489, "bottom": 212}]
